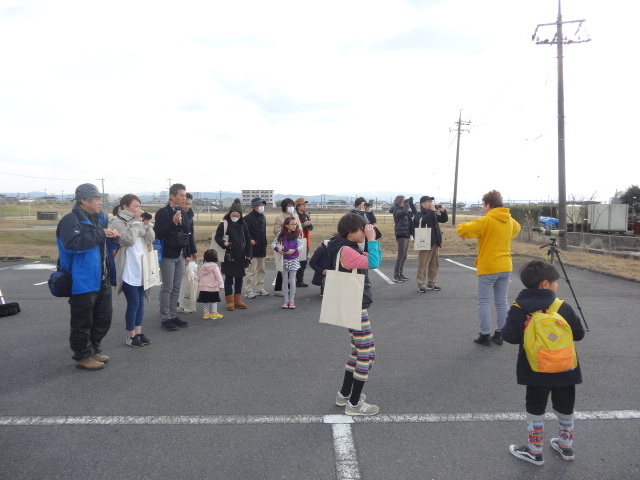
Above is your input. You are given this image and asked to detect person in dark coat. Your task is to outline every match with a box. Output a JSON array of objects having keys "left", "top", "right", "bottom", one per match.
[
  {"left": 309, "top": 238, "right": 332, "bottom": 295},
  {"left": 503, "top": 260, "right": 585, "bottom": 466},
  {"left": 215, "top": 199, "right": 252, "bottom": 311},
  {"left": 243, "top": 197, "right": 269, "bottom": 298},
  {"left": 184, "top": 193, "right": 198, "bottom": 261},
  {"left": 388, "top": 195, "right": 416, "bottom": 282},
  {"left": 412, "top": 195, "right": 448, "bottom": 292}
]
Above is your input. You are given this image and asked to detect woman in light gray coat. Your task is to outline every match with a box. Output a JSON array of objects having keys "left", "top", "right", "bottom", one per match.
[{"left": 111, "top": 194, "right": 155, "bottom": 347}]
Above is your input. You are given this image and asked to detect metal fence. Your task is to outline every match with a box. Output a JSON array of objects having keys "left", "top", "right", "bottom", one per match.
[{"left": 520, "top": 229, "right": 640, "bottom": 258}]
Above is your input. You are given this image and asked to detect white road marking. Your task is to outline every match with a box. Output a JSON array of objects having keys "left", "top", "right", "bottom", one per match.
[
  {"left": 373, "top": 268, "right": 395, "bottom": 284},
  {"left": 331, "top": 423, "right": 362, "bottom": 480},
  {"left": 33, "top": 281, "right": 48, "bottom": 286},
  {"left": 446, "top": 258, "right": 477, "bottom": 271},
  {"left": 2, "top": 410, "right": 638, "bottom": 426},
  {"left": 12, "top": 263, "right": 57, "bottom": 271}
]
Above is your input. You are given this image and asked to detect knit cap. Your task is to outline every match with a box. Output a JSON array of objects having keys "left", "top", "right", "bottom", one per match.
[{"left": 229, "top": 198, "right": 243, "bottom": 214}]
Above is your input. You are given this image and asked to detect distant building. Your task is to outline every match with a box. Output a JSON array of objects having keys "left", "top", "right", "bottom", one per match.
[{"left": 242, "top": 189, "right": 274, "bottom": 207}]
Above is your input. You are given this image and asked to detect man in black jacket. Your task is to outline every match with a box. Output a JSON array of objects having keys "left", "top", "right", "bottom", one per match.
[
  {"left": 389, "top": 195, "right": 416, "bottom": 282},
  {"left": 413, "top": 196, "right": 448, "bottom": 292},
  {"left": 154, "top": 183, "right": 190, "bottom": 331},
  {"left": 244, "top": 197, "right": 269, "bottom": 298},
  {"left": 184, "top": 192, "right": 198, "bottom": 262}
]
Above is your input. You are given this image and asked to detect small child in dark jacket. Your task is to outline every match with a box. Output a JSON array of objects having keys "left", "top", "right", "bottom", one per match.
[
  {"left": 503, "top": 260, "right": 585, "bottom": 466},
  {"left": 309, "top": 238, "right": 331, "bottom": 295}
]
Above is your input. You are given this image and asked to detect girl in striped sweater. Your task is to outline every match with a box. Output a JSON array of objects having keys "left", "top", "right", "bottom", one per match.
[{"left": 326, "top": 213, "right": 382, "bottom": 416}]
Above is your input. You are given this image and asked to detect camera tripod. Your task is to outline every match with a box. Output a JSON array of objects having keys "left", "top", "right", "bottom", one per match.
[{"left": 541, "top": 237, "right": 590, "bottom": 331}]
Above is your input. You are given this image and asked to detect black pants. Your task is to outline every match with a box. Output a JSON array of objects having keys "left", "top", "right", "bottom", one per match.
[
  {"left": 296, "top": 260, "right": 308, "bottom": 283},
  {"left": 224, "top": 275, "right": 243, "bottom": 296},
  {"left": 526, "top": 385, "right": 575, "bottom": 416},
  {"left": 275, "top": 271, "right": 283, "bottom": 291},
  {"left": 68, "top": 279, "right": 113, "bottom": 361}
]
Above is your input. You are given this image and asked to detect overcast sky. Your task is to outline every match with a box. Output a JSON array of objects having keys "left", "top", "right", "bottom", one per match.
[{"left": 1, "top": 0, "right": 638, "bottom": 203}]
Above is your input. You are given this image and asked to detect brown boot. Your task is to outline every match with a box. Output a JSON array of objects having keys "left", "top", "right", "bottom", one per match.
[
  {"left": 75, "top": 357, "right": 105, "bottom": 370},
  {"left": 225, "top": 295, "right": 235, "bottom": 311},
  {"left": 234, "top": 293, "right": 248, "bottom": 309}
]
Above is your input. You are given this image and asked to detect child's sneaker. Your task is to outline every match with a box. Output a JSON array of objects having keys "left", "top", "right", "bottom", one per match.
[
  {"left": 345, "top": 399, "right": 379, "bottom": 416},
  {"left": 508, "top": 445, "right": 544, "bottom": 466},
  {"left": 126, "top": 335, "right": 143, "bottom": 347},
  {"left": 211, "top": 313, "right": 224, "bottom": 319},
  {"left": 288, "top": 302, "right": 296, "bottom": 309},
  {"left": 335, "top": 392, "right": 366, "bottom": 407},
  {"left": 281, "top": 302, "right": 289, "bottom": 309},
  {"left": 550, "top": 438, "right": 575, "bottom": 461},
  {"left": 203, "top": 313, "right": 211, "bottom": 319}
]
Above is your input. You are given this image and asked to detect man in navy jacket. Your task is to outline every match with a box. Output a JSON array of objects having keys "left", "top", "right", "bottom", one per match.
[{"left": 56, "top": 183, "right": 120, "bottom": 370}]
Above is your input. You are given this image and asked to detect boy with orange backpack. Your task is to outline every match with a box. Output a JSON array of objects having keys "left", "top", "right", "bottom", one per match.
[{"left": 502, "top": 260, "right": 585, "bottom": 466}]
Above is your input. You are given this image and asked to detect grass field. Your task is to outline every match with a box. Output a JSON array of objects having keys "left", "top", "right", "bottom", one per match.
[{"left": 1, "top": 205, "right": 639, "bottom": 280}]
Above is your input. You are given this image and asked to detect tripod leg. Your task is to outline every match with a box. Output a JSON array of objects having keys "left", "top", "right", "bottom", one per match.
[{"left": 553, "top": 251, "right": 590, "bottom": 331}]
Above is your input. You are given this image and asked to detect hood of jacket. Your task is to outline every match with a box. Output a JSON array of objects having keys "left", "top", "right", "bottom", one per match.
[
  {"left": 486, "top": 207, "right": 513, "bottom": 223},
  {"left": 326, "top": 235, "right": 360, "bottom": 267},
  {"left": 513, "top": 288, "right": 557, "bottom": 314}
]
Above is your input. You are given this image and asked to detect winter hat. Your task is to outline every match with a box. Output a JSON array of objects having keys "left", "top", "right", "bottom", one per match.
[
  {"left": 75, "top": 183, "right": 105, "bottom": 201},
  {"left": 229, "top": 198, "right": 243, "bottom": 214}
]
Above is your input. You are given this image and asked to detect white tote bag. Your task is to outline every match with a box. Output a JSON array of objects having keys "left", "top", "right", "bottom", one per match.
[
  {"left": 319, "top": 247, "right": 365, "bottom": 330},
  {"left": 298, "top": 240, "right": 308, "bottom": 262},
  {"left": 177, "top": 270, "right": 199, "bottom": 313},
  {"left": 209, "top": 220, "right": 228, "bottom": 265},
  {"left": 142, "top": 247, "right": 162, "bottom": 290},
  {"left": 414, "top": 226, "right": 432, "bottom": 251}
]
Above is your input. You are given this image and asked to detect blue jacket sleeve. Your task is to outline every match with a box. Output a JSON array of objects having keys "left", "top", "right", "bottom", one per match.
[{"left": 366, "top": 241, "right": 382, "bottom": 269}]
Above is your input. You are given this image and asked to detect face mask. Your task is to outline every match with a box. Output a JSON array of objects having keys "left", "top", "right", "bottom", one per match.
[
  {"left": 231, "top": 217, "right": 240, "bottom": 223},
  {"left": 258, "top": 206, "right": 265, "bottom": 214},
  {"left": 287, "top": 207, "right": 294, "bottom": 214}
]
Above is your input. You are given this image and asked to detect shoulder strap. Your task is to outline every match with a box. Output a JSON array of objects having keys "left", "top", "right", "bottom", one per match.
[{"left": 547, "top": 298, "right": 564, "bottom": 313}]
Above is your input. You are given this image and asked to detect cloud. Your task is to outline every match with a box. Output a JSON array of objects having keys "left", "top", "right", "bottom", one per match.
[{"left": 369, "top": 25, "right": 491, "bottom": 54}]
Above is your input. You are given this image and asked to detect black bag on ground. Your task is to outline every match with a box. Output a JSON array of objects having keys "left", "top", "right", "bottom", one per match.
[{"left": 0, "top": 302, "right": 21, "bottom": 317}]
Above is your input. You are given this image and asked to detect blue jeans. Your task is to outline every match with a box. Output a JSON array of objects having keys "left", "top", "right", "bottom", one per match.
[
  {"left": 121, "top": 281, "right": 145, "bottom": 331},
  {"left": 477, "top": 271, "right": 511, "bottom": 335},
  {"left": 159, "top": 254, "right": 185, "bottom": 321}
]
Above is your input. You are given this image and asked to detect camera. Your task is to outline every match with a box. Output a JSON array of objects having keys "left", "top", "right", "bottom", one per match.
[
  {"left": 141, "top": 212, "right": 153, "bottom": 221},
  {"left": 435, "top": 204, "right": 442, "bottom": 210},
  {"left": 364, "top": 199, "right": 373, "bottom": 208},
  {"left": 174, "top": 205, "right": 183, "bottom": 212}
]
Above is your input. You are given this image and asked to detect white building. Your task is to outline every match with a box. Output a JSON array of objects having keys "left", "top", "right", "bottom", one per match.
[{"left": 242, "top": 189, "right": 275, "bottom": 207}]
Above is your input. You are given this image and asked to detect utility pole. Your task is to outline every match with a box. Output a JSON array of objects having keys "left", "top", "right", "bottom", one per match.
[
  {"left": 450, "top": 110, "right": 471, "bottom": 225},
  {"left": 96, "top": 178, "right": 105, "bottom": 195},
  {"left": 533, "top": 0, "right": 590, "bottom": 249}
]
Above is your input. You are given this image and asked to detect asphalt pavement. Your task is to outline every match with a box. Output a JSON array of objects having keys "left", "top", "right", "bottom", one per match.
[{"left": 0, "top": 255, "right": 638, "bottom": 480}]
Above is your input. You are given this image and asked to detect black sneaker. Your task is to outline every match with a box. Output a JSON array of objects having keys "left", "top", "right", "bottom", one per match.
[
  {"left": 137, "top": 333, "right": 150, "bottom": 345},
  {"left": 550, "top": 438, "right": 575, "bottom": 460},
  {"left": 491, "top": 332, "right": 503, "bottom": 345},
  {"left": 126, "top": 335, "right": 143, "bottom": 347},
  {"left": 418, "top": 286, "right": 428, "bottom": 293},
  {"left": 296, "top": 281, "right": 309, "bottom": 288},
  {"left": 429, "top": 285, "right": 441, "bottom": 291},
  {"left": 161, "top": 319, "right": 178, "bottom": 331},
  {"left": 171, "top": 317, "right": 189, "bottom": 328},
  {"left": 509, "top": 445, "right": 544, "bottom": 466},
  {"left": 393, "top": 277, "right": 405, "bottom": 283},
  {"left": 400, "top": 275, "right": 410, "bottom": 281},
  {"left": 473, "top": 333, "right": 491, "bottom": 346}
]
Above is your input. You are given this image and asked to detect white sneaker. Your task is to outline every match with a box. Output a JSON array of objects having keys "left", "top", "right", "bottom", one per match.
[
  {"left": 273, "top": 291, "right": 285, "bottom": 297},
  {"left": 256, "top": 289, "right": 270, "bottom": 296},
  {"left": 245, "top": 291, "right": 256, "bottom": 299},
  {"left": 345, "top": 399, "right": 379, "bottom": 416}
]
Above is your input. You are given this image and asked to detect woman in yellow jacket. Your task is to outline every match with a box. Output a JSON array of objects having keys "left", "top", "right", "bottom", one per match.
[{"left": 456, "top": 190, "right": 521, "bottom": 346}]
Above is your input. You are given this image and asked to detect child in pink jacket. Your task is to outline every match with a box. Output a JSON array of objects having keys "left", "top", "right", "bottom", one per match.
[{"left": 196, "top": 249, "right": 224, "bottom": 319}]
